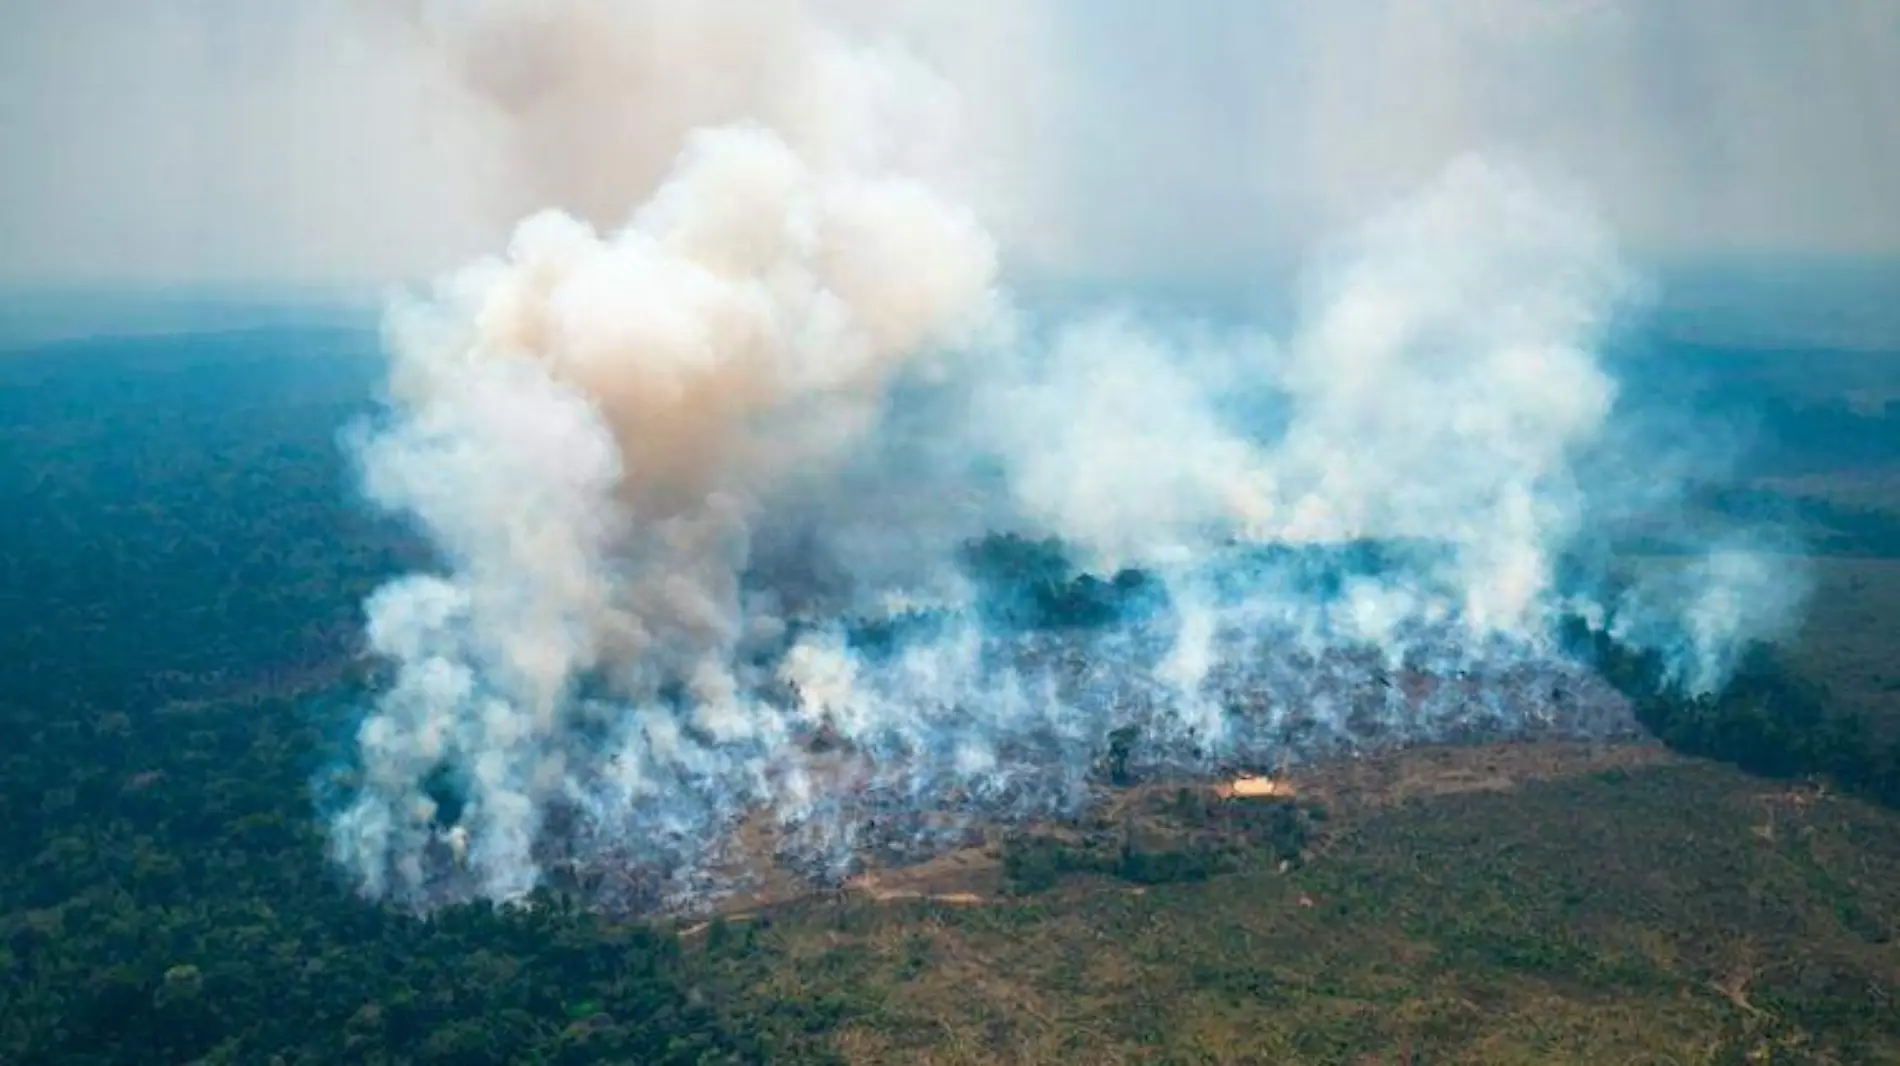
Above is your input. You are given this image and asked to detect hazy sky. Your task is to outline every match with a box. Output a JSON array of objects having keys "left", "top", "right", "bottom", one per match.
[{"left": 2, "top": 0, "right": 1897, "bottom": 291}]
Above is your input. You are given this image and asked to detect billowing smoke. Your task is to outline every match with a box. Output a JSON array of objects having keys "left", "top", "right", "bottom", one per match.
[{"left": 328, "top": 1, "right": 1806, "bottom": 908}]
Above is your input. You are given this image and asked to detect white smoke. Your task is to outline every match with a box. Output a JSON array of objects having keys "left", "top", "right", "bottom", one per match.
[
  {"left": 329, "top": 1, "right": 1806, "bottom": 907},
  {"left": 1611, "top": 542, "right": 1814, "bottom": 697},
  {"left": 987, "top": 158, "right": 1623, "bottom": 625}
]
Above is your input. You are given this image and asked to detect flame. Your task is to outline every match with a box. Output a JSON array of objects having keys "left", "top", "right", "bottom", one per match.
[{"left": 1214, "top": 775, "right": 1294, "bottom": 800}]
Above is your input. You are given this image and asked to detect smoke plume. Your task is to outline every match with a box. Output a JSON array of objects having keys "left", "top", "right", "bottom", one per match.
[{"left": 328, "top": 0, "right": 1806, "bottom": 908}]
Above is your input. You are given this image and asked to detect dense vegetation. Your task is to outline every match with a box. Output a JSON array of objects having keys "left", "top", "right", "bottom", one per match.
[
  {"left": 0, "top": 332, "right": 848, "bottom": 1064},
  {"left": 1566, "top": 619, "right": 1900, "bottom": 808},
  {"left": 0, "top": 670, "right": 837, "bottom": 1064},
  {"left": 0, "top": 329, "right": 418, "bottom": 719},
  {"left": 1614, "top": 338, "right": 1900, "bottom": 478},
  {"left": 1000, "top": 789, "right": 1321, "bottom": 895}
]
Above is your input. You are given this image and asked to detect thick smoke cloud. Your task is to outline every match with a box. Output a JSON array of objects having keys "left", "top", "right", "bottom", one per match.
[
  {"left": 328, "top": 0, "right": 1808, "bottom": 908},
  {"left": 6, "top": 2, "right": 1894, "bottom": 295}
]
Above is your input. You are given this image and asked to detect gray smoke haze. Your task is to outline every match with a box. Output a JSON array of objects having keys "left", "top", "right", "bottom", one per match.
[
  {"left": 1, "top": 0, "right": 1897, "bottom": 289},
  {"left": 311, "top": 0, "right": 1820, "bottom": 908}
]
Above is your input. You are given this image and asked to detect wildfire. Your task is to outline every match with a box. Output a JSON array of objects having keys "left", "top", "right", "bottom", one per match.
[{"left": 1214, "top": 775, "right": 1295, "bottom": 800}]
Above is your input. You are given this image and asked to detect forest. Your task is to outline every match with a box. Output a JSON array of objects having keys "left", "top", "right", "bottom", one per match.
[
  {"left": 1565, "top": 618, "right": 1900, "bottom": 807},
  {"left": 3, "top": 328, "right": 1898, "bottom": 1063}
]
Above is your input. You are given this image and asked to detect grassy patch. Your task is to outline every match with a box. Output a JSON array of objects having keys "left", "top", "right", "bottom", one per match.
[{"left": 710, "top": 760, "right": 1900, "bottom": 1065}]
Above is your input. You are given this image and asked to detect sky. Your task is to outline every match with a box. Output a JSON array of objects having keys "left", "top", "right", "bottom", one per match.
[{"left": 1, "top": 0, "right": 1897, "bottom": 294}]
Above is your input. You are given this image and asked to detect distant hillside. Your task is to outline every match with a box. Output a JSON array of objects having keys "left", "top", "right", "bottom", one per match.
[{"left": 0, "top": 287, "right": 378, "bottom": 351}]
